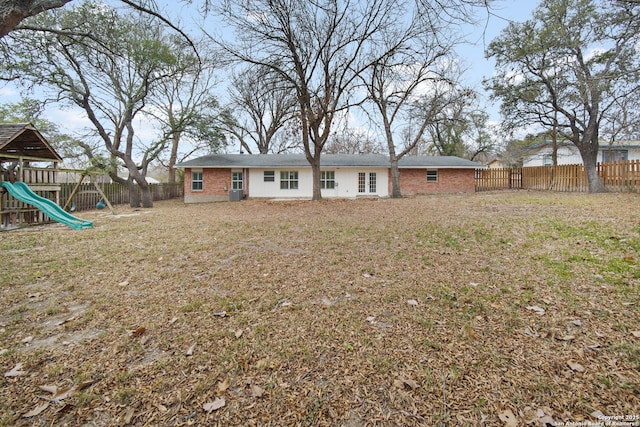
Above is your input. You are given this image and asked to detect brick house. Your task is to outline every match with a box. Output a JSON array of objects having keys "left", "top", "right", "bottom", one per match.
[{"left": 175, "top": 153, "right": 483, "bottom": 202}]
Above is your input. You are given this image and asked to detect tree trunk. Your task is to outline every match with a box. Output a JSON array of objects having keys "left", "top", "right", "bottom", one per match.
[
  {"left": 310, "top": 158, "right": 321, "bottom": 201},
  {"left": 128, "top": 177, "right": 141, "bottom": 208},
  {"left": 168, "top": 133, "right": 180, "bottom": 184},
  {"left": 139, "top": 182, "right": 153, "bottom": 207},
  {"left": 584, "top": 161, "right": 605, "bottom": 193},
  {"left": 389, "top": 156, "right": 402, "bottom": 198},
  {"left": 126, "top": 176, "right": 154, "bottom": 208},
  {"left": 382, "top": 116, "right": 402, "bottom": 198},
  {"left": 577, "top": 140, "right": 606, "bottom": 193},
  {"left": 0, "top": 0, "right": 72, "bottom": 39}
]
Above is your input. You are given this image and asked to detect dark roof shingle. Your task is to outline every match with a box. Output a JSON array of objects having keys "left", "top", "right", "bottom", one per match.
[
  {"left": 0, "top": 123, "right": 62, "bottom": 162},
  {"left": 176, "top": 153, "right": 484, "bottom": 169}
]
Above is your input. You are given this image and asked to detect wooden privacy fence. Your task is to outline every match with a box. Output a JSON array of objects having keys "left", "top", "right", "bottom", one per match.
[
  {"left": 475, "top": 168, "right": 522, "bottom": 191},
  {"left": 476, "top": 160, "right": 640, "bottom": 192},
  {"left": 60, "top": 182, "right": 183, "bottom": 211}
]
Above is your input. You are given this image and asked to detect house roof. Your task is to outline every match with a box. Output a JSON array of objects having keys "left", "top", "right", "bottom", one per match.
[
  {"left": 600, "top": 143, "right": 640, "bottom": 150},
  {"left": 0, "top": 123, "right": 63, "bottom": 162},
  {"left": 175, "top": 153, "right": 484, "bottom": 169},
  {"left": 526, "top": 139, "right": 640, "bottom": 152},
  {"left": 397, "top": 155, "right": 483, "bottom": 169}
]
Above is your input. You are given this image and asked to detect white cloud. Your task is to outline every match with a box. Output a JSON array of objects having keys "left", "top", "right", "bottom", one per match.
[
  {"left": 0, "top": 86, "right": 18, "bottom": 98},
  {"left": 44, "top": 107, "right": 91, "bottom": 134}
]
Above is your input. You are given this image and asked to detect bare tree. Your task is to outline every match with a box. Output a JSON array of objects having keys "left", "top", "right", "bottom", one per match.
[
  {"left": 3, "top": 3, "right": 188, "bottom": 207},
  {"left": 324, "top": 126, "right": 384, "bottom": 155},
  {"left": 599, "top": 86, "right": 640, "bottom": 144},
  {"left": 464, "top": 111, "right": 499, "bottom": 162},
  {"left": 364, "top": 51, "right": 475, "bottom": 197},
  {"left": 226, "top": 66, "right": 298, "bottom": 154},
  {"left": 357, "top": 0, "right": 494, "bottom": 197},
  {"left": 146, "top": 39, "right": 228, "bottom": 183},
  {"left": 215, "top": 0, "right": 414, "bottom": 200}
]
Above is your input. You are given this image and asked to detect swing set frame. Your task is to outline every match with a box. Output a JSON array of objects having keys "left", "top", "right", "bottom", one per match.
[{"left": 63, "top": 172, "right": 115, "bottom": 214}]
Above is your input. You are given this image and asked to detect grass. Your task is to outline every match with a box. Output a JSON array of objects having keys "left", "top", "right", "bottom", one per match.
[{"left": 0, "top": 191, "right": 639, "bottom": 426}]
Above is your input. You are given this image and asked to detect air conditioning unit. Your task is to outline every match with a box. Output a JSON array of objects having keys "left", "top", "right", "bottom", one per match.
[{"left": 229, "top": 189, "right": 243, "bottom": 201}]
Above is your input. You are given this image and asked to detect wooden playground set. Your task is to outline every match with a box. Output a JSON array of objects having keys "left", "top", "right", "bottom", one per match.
[{"left": 0, "top": 123, "right": 112, "bottom": 230}]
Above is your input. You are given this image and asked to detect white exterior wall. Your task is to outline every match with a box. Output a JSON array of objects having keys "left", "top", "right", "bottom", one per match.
[
  {"left": 524, "top": 145, "right": 640, "bottom": 167},
  {"left": 248, "top": 167, "right": 389, "bottom": 199},
  {"left": 618, "top": 147, "right": 640, "bottom": 161},
  {"left": 523, "top": 146, "right": 582, "bottom": 167}
]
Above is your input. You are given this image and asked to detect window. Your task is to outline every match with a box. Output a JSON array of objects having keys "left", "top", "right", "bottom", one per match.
[
  {"left": 264, "top": 171, "right": 275, "bottom": 182},
  {"left": 191, "top": 170, "right": 203, "bottom": 191},
  {"left": 231, "top": 171, "right": 243, "bottom": 190},
  {"left": 368, "top": 173, "right": 376, "bottom": 193},
  {"left": 320, "top": 171, "right": 335, "bottom": 189},
  {"left": 280, "top": 171, "right": 299, "bottom": 189},
  {"left": 426, "top": 170, "right": 438, "bottom": 182},
  {"left": 358, "top": 172, "right": 376, "bottom": 193},
  {"left": 602, "top": 149, "right": 628, "bottom": 163},
  {"left": 542, "top": 154, "right": 553, "bottom": 166}
]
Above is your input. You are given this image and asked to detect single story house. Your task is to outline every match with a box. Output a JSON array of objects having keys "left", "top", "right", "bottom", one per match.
[
  {"left": 523, "top": 140, "right": 640, "bottom": 167},
  {"left": 175, "top": 153, "right": 484, "bottom": 202}
]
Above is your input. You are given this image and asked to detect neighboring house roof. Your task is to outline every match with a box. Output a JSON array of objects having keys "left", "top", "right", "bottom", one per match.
[
  {"left": 120, "top": 174, "right": 162, "bottom": 184},
  {"left": 526, "top": 139, "right": 640, "bottom": 152},
  {"left": 487, "top": 157, "right": 509, "bottom": 166},
  {"left": 599, "top": 143, "right": 640, "bottom": 150},
  {"left": 176, "top": 153, "right": 484, "bottom": 169},
  {"left": 0, "top": 123, "right": 63, "bottom": 162},
  {"left": 145, "top": 176, "right": 161, "bottom": 184}
]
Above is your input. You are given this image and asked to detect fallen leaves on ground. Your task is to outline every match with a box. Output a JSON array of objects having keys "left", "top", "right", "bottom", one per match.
[
  {"left": 393, "top": 377, "right": 420, "bottom": 390},
  {"left": 185, "top": 343, "right": 196, "bottom": 356},
  {"left": 203, "top": 397, "right": 225, "bottom": 413},
  {"left": 1, "top": 193, "right": 639, "bottom": 425},
  {"left": 22, "top": 403, "right": 49, "bottom": 418},
  {"left": 216, "top": 378, "right": 230, "bottom": 394},
  {"left": 4, "top": 363, "right": 25, "bottom": 377},
  {"left": 498, "top": 409, "right": 518, "bottom": 427},
  {"left": 567, "top": 361, "right": 586, "bottom": 373},
  {"left": 525, "top": 305, "right": 546, "bottom": 315}
]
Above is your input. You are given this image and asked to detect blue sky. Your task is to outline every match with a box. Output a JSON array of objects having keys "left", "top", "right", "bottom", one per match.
[
  {"left": 1, "top": 0, "right": 540, "bottom": 146},
  {"left": 188, "top": 0, "right": 539, "bottom": 121},
  {"left": 165, "top": 0, "right": 540, "bottom": 134},
  {"left": 455, "top": 0, "right": 538, "bottom": 120}
]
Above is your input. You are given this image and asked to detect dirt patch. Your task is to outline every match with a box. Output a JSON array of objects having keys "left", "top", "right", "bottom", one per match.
[{"left": 1, "top": 192, "right": 638, "bottom": 426}]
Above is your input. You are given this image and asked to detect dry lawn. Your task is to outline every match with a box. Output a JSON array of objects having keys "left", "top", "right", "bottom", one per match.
[{"left": 1, "top": 191, "right": 639, "bottom": 426}]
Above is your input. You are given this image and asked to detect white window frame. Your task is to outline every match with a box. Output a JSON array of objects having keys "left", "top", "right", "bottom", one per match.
[
  {"left": 426, "top": 170, "right": 438, "bottom": 182},
  {"left": 358, "top": 172, "right": 377, "bottom": 193},
  {"left": 320, "top": 171, "right": 335, "bottom": 189},
  {"left": 231, "top": 171, "right": 243, "bottom": 190},
  {"left": 368, "top": 172, "right": 376, "bottom": 193},
  {"left": 264, "top": 171, "right": 275, "bottom": 182},
  {"left": 191, "top": 170, "right": 203, "bottom": 191},
  {"left": 280, "top": 171, "right": 299, "bottom": 190},
  {"left": 358, "top": 172, "right": 366, "bottom": 193}
]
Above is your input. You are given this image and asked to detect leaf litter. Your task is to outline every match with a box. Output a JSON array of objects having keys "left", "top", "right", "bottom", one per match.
[{"left": 1, "top": 193, "right": 639, "bottom": 425}]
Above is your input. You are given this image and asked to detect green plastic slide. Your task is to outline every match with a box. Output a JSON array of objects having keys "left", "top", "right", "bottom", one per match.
[{"left": 1, "top": 181, "right": 93, "bottom": 230}]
